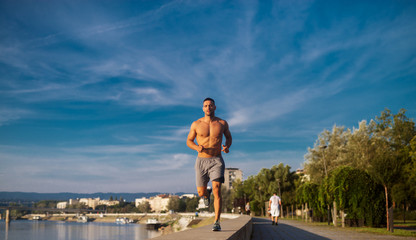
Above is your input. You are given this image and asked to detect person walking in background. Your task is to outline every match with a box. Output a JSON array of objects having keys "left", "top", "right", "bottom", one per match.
[
  {"left": 269, "top": 193, "right": 282, "bottom": 225},
  {"left": 187, "top": 97, "right": 232, "bottom": 231},
  {"left": 245, "top": 201, "right": 251, "bottom": 216}
]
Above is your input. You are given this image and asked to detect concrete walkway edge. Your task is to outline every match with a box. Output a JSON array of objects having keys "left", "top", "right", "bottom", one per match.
[{"left": 152, "top": 215, "right": 252, "bottom": 240}]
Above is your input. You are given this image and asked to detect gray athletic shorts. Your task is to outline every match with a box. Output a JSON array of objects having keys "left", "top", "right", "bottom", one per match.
[{"left": 195, "top": 155, "right": 225, "bottom": 187}]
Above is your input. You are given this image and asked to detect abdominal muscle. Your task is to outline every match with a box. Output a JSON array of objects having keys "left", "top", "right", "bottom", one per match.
[{"left": 197, "top": 137, "right": 222, "bottom": 158}]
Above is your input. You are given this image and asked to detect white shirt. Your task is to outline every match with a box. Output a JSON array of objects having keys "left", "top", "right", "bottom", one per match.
[{"left": 270, "top": 195, "right": 281, "bottom": 207}]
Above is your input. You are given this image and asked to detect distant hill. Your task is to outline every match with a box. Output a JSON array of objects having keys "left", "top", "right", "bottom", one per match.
[{"left": 0, "top": 191, "right": 191, "bottom": 202}]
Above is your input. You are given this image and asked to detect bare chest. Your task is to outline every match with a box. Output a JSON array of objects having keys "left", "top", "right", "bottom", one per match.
[{"left": 196, "top": 121, "right": 224, "bottom": 138}]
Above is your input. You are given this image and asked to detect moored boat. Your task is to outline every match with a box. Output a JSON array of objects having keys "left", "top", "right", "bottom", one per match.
[
  {"left": 77, "top": 215, "right": 89, "bottom": 223},
  {"left": 146, "top": 218, "right": 161, "bottom": 230},
  {"left": 115, "top": 217, "right": 133, "bottom": 224}
]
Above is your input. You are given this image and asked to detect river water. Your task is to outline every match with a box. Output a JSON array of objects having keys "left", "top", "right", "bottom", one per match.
[{"left": 0, "top": 220, "right": 162, "bottom": 240}]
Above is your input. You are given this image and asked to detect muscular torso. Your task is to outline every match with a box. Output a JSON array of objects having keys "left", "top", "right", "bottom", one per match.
[{"left": 194, "top": 117, "right": 226, "bottom": 158}]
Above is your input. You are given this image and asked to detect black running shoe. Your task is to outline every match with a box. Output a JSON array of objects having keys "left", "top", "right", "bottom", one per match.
[
  {"left": 204, "top": 186, "right": 212, "bottom": 208},
  {"left": 212, "top": 221, "right": 221, "bottom": 231}
]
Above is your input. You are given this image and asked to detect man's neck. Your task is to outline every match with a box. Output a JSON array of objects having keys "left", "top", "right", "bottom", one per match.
[{"left": 204, "top": 115, "right": 216, "bottom": 122}]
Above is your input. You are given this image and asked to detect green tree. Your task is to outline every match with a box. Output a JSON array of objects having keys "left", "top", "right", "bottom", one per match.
[
  {"left": 272, "top": 163, "right": 298, "bottom": 211},
  {"left": 408, "top": 136, "right": 416, "bottom": 207},
  {"left": 234, "top": 176, "right": 259, "bottom": 214},
  {"left": 167, "top": 197, "right": 186, "bottom": 212},
  {"left": 185, "top": 197, "right": 199, "bottom": 212},
  {"left": 304, "top": 125, "right": 351, "bottom": 183},
  {"left": 343, "top": 120, "right": 375, "bottom": 169},
  {"left": 137, "top": 201, "right": 151, "bottom": 213},
  {"left": 368, "top": 109, "right": 415, "bottom": 231},
  {"left": 221, "top": 185, "right": 234, "bottom": 213},
  {"left": 254, "top": 168, "right": 275, "bottom": 216},
  {"left": 232, "top": 164, "right": 298, "bottom": 216},
  {"left": 329, "top": 166, "right": 385, "bottom": 227},
  {"left": 35, "top": 200, "right": 58, "bottom": 208},
  {"left": 296, "top": 181, "right": 321, "bottom": 215}
]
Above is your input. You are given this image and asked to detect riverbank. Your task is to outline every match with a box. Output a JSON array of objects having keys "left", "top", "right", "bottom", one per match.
[
  {"left": 20, "top": 212, "right": 238, "bottom": 236},
  {"left": 23, "top": 212, "right": 198, "bottom": 223},
  {"left": 23, "top": 214, "right": 156, "bottom": 223}
]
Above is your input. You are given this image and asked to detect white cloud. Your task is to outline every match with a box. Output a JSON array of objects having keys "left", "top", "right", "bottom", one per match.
[
  {"left": 226, "top": 149, "right": 306, "bottom": 179},
  {"left": 65, "top": 144, "right": 161, "bottom": 155},
  {"left": 0, "top": 145, "right": 196, "bottom": 192},
  {"left": 228, "top": 88, "right": 310, "bottom": 128},
  {"left": 149, "top": 126, "right": 190, "bottom": 142},
  {"left": 0, "top": 108, "right": 32, "bottom": 126}
]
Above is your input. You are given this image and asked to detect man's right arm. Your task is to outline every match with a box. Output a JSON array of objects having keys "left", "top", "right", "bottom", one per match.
[{"left": 187, "top": 122, "right": 203, "bottom": 152}]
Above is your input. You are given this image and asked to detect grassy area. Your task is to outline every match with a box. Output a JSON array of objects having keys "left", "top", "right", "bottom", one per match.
[
  {"left": 351, "top": 226, "right": 416, "bottom": 237},
  {"left": 278, "top": 217, "right": 416, "bottom": 238},
  {"left": 189, "top": 216, "right": 215, "bottom": 229},
  {"left": 394, "top": 220, "right": 416, "bottom": 228}
]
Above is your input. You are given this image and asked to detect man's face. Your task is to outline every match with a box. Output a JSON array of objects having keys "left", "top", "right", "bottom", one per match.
[{"left": 203, "top": 100, "right": 216, "bottom": 116}]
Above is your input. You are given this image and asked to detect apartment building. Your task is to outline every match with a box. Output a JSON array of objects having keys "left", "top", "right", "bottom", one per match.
[
  {"left": 224, "top": 168, "right": 243, "bottom": 190},
  {"left": 57, "top": 201, "right": 68, "bottom": 209},
  {"left": 135, "top": 194, "right": 172, "bottom": 212},
  {"left": 58, "top": 198, "right": 120, "bottom": 210}
]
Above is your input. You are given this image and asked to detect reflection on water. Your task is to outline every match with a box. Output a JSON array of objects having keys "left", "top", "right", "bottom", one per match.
[{"left": 0, "top": 220, "right": 162, "bottom": 240}]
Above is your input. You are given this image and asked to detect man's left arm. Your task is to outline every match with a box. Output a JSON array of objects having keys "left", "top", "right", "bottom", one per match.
[{"left": 222, "top": 121, "right": 232, "bottom": 153}]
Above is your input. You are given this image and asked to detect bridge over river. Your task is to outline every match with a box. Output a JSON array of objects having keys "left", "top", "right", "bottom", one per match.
[{"left": 0, "top": 206, "right": 100, "bottom": 223}]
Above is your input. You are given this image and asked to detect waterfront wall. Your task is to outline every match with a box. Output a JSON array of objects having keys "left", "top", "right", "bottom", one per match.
[{"left": 152, "top": 215, "right": 252, "bottom": 240}]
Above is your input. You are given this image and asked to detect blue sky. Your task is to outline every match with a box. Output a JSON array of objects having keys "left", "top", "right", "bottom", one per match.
[{"left": 1, "top": 0, "right": 415, "bottom": 194}]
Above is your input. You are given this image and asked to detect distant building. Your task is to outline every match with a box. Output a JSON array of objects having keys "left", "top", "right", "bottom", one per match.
[
  {"left": 135, "top": 194, "right": 174, "bottom": 212},
  {"left": 61, "top": 198, "right": 119, "bottom": 210},
  {"left": 98, "top": 199, "right": 120, "bottom": 207},
  {"left": 296, "top": 169, "right": 304, "bottom": 174},
  {"left": 69, "top": 199, "right": 79, "bottom": 205},
  {"left": 135, "top": 197, "right": 148, "bottom": 206},
  {"left": 296, "top": 169, "right": 310, "bottom": 182},
  {"left": 224, "top": 168, "right": 243, "bottom": 190},
  {"left": 57, "top": 201, "right": 68, "bottom": 209},
  {"left": 180, "top": 194, "right": 196, "bottom": 199},
  {"left": 79, "top": 197, "right": 100, "bottom": 209}
]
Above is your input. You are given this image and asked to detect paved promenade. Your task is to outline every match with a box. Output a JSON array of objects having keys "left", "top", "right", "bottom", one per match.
[
  {"left": 251, "top": 217, "right": 416, "bottom": 240},
  {"left": 153, "top": 215, "right": 251, "bottom": 240}
]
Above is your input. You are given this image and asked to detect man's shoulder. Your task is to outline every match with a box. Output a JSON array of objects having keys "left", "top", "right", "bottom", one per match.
[
  {"left": 193, "top": 118, "right": 205, "bottom": 124},
  {"left": 215, "top": 117, "right": 228, "bottom": 125}
]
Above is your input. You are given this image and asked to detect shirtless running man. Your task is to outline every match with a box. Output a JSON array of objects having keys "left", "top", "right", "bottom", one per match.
[{"left": 187, "top": 97, "right": 232, "bottom": 231}]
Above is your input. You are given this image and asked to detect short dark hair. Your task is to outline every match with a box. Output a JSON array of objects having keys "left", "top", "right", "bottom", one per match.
[{"left": 203, "top": 97, "right": 215, "bottom": 104}]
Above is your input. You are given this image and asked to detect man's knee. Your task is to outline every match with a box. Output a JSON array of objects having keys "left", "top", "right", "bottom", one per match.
[
  {"left": 197, "top": 187, "right": 206, "bottom": 197},
  {"left": 213, "top": 191, "right": 221, "bottom": 200}
]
